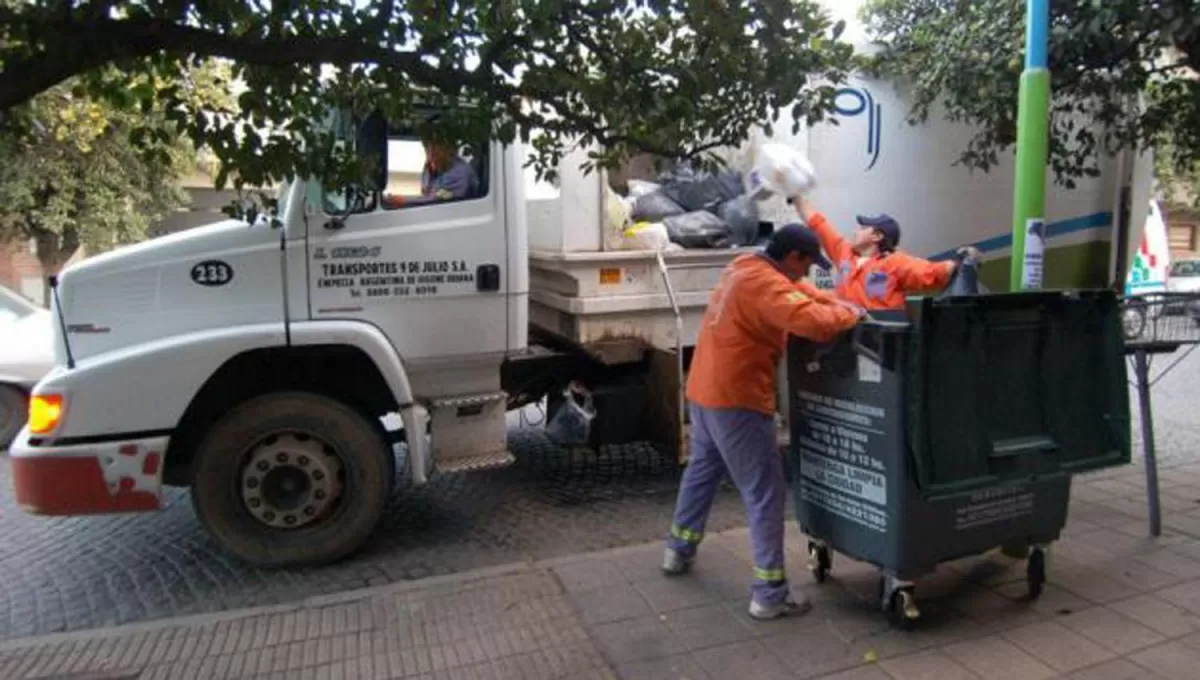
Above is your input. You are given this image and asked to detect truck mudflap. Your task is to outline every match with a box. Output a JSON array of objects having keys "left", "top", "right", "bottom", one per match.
[{"left": 9, "top": 429, "right": 169, "bottom": 515}]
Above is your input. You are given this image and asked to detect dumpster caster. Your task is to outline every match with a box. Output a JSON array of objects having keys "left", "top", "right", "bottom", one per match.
[
  {"left": 808, "top": 542, "right": 832, "bottom": 583},
  {"left": 1026, "top": 547, "right": 1047, "bottom": 600},
  {"left": 891, "top": 589, "right": 921, "bottom": 630},
  {"left": 879, "top": 576, "right": 920, "bottom": 630}
]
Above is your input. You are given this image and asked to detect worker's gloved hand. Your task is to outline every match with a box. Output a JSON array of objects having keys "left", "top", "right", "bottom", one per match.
[
  {"left": 956, "top": 246, "right": 982, "bottom": 263},
  {"left": 793, "top": 196, "right": 817, "bottom": 224},
  {"left": 833, "top": 298, "right": 867, "bottom": 320}
]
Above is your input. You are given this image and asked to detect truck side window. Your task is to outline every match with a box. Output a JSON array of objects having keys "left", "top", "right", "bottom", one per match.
[
  {"left": 379, "top": 136, "right": 487, "bottom": 210},
  {"left": 321, "top": 131, "right": 489, "bottom": 216}
]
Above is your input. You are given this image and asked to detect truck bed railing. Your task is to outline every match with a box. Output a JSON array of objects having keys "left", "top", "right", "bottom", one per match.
[{"left": 656, "top": 251, "right": 720, "bottom": 439}]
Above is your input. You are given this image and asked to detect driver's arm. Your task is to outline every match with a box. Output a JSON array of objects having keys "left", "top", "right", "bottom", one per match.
[
  {"left": 383, "top": 193, "right": 437, "bottom": 209},
  {"left": 383, "top": 161, "right": 476, "bottom": 208}
]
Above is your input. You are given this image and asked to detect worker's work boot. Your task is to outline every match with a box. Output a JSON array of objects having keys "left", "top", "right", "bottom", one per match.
[
  {"left": 748, "top": 593, "right": 812, "bottom": 621},
  {"left": 661, "top": 548, "right": 693, "bottom": 576}
]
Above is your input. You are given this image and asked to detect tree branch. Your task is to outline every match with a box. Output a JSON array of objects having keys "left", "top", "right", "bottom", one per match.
[{"left": 0, "top": 13, "right": 482, "bottom": 110}]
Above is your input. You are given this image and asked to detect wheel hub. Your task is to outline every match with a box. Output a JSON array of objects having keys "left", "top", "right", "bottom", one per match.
[{"left": 241, "top": 432, "right": 343, "bottom": 529}]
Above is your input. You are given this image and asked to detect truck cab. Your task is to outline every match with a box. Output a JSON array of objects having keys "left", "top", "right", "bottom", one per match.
[{"left": 9, "top": 116, "right": 552, "bottom": 566}]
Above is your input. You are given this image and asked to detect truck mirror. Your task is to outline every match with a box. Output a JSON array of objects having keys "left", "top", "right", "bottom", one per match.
[{"left": 356, "top": 110, "right": 389, "bottom": 193}]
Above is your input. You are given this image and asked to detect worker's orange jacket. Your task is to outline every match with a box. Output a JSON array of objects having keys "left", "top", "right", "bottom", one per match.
[
  {"left": 809, "top": 212, "right": 956, "bottom": 310},
  {"left": 686, "top": 253, "right": 860, "bottom": 416}
]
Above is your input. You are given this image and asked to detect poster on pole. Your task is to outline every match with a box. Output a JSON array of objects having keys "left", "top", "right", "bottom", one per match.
[{"left": 1021, "top": 218, "right": 1046, "bottom": 289}]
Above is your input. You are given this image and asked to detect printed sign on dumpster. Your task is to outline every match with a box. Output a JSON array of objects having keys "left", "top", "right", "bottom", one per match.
[{"left": 794, "top": 389, "right": 889, "bottom": 534}]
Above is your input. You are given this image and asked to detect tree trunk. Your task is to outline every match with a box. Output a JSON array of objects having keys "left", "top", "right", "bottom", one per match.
[{"left": 34, "top": 228, "right": 80, "bottom": 307}]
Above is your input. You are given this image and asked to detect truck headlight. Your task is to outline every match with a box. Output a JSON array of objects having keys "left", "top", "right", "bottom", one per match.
[{"left": 29, "top": 394, "right": 65, "bottom": 434}]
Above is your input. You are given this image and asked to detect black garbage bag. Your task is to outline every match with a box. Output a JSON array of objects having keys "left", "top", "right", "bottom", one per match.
[
  {"left": 631, "top": 191, "right": 686, "bottom": 222},
  {"left": 657, "top": 165, "right": 744, "bottom": 213},
  {"left": 938, "top": 255, "right": 985, "bottom": 297},
  {"left": 545, "top": 383, "right": 596, "bottom": 447},
  {"left": 716, "top": 195, "right": 760, "bottom": 247},
  {"left": 663, "top": 210, "right": 735, "bottom": 249}
]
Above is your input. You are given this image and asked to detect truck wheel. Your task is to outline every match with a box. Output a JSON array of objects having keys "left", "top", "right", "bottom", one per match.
[
  {"left": 190, "top": 391, "right": 391, "bottom": 567},
  {"left": 0, "top": 385, "right": 27, "bottom": 450}
]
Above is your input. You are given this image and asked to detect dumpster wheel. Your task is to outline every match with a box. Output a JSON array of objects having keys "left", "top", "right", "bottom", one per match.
[
  {"left": 1026, "top": 547, "right": 1047, "bottom": 600},
  {"left": 808, "top": 542, "right": 832, "bottom": 583},
  {"left": 879, "top": 576, "right": 920, "bottom": 630}
]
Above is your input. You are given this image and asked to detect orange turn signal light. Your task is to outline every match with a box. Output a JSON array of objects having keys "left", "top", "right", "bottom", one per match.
[{"left": 28, "top": 394, "right": 64, "bottom": 434}]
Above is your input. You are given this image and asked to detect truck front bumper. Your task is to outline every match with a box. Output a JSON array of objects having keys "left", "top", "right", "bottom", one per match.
[{"left": 8, "top": 427, "right": 169, "bottom": 515}]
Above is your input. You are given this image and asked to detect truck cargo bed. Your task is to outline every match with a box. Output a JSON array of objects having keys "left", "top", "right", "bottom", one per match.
[{"left": 528, "top": 247, "right": 748, "bottom": 364}]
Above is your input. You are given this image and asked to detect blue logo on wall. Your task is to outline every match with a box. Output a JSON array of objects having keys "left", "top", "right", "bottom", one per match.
[{"left": 833, "top": 88, "right": 882, "bottom": 170}]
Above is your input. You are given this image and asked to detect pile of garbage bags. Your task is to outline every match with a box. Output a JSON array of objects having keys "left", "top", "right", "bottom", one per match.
[{"left": 610, "top": 163, "right": 763, "bottom": 251}]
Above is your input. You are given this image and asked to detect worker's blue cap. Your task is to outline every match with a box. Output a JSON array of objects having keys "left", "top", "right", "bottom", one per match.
[
  {"left": 857, "top": 214, "right": 901, "bottom": 249},
  {"left": 768, "top": 223, "right": 831, "bottom": 271}
]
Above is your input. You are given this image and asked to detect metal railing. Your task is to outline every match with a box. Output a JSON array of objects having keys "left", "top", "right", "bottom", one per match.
[
  {"left": 655, "top": 251, "right": 727, "bottom": 459},
  {"left": 1121, "top": 291, "right": 1200, "bottom": 537},
  {"left": 1121, "top": 292, "right": 1200, "bottom": 347}
]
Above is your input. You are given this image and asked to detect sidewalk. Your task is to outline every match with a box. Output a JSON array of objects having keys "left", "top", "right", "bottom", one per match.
[{"left": 4, "top": 459, "right": 1200, "bottom": 679}]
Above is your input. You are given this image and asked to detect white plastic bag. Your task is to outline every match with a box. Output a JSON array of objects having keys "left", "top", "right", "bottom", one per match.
[
  {"left": 627, "top": 179, "right": 662, "bottom": 198},
  {"left": 745, "top": 143, "right": 817, "bottom": 201},
  {"left": 545, "top": 382, "right": 596, "bottom": 446},
  {"left": 604, "top": 184, "right": 633, "bottom": 251},
  {"left": 620, "top": 221, "right": 671, "bottom": 251}
]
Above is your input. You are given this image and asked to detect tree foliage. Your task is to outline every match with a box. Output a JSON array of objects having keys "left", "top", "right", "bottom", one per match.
[
  {"left": 1, "top": 0, "right": 855, "bottom": 191},
  {"left": 862, "top": 0, "right": 1199, "bottom": 190},
  {"left": 0, "top": 62, "right": 233, "bottom": 298}
]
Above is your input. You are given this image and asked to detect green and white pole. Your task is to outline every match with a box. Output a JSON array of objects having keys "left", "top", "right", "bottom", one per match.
[{"left": 1010, "top": 0, "right": 1051, "bottom": 291}]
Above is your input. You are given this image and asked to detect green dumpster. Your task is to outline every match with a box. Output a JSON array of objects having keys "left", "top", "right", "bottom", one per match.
[{"left": 788, "top": 290, "right": 1131, "bottom": 628}]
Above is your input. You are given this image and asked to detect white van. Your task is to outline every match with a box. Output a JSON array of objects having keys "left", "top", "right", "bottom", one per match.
[{"left": 1124, "top": 201, "right": 1170, "bottom": 296}]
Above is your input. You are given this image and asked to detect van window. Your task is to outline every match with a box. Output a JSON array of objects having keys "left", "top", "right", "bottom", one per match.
[{"left": 1169, "top": 260, "right": 1200, "bottom": 277}]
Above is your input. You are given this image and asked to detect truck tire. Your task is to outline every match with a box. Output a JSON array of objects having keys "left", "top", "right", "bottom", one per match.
[
  {"left": 0, "top": 385, "right": 27, "bottom": 451},
  {"left": 190, "top": 391, "right": 391, "bottom": 567}
]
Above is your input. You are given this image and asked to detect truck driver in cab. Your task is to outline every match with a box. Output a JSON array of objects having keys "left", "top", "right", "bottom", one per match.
[
  {"left": 794, "top": 197, "right": 980, "bottom": 310},
  {"left": 383, "top": 131, "right": 479, "bottom": 208}
]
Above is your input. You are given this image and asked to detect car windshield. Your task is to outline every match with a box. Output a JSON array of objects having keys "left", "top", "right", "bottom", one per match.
[
  {"left": 0, "top": 285, "right": 39, "bottom": 325},
  {"left": 1170, "top": 260, "right": 1200, "bottom": 277}
]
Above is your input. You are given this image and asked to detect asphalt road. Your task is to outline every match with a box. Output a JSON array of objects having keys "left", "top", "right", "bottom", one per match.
[{"left": 1, "top": 347, "right": 1197, "bottom": 641}]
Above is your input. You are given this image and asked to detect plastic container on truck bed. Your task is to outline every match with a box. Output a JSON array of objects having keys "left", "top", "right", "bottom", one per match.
[{"left": 786, "top": 290, "right": 1131, "bottom": 628}]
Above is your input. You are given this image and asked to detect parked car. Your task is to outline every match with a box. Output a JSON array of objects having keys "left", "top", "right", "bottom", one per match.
[
  {"left": 0, "top": 285, "right": 54, "bottom": 448},
  {"left": 1165, "top": 258, "right": 1200, "bottom": 318}
]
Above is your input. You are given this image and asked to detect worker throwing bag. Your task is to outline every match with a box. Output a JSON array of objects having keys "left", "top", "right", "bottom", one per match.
[
  {"left": 662, "top": 224, "right": 861, "bottom": 620},
  {"left": 795, "top": 197, "right": 979, "bottom": 309}
]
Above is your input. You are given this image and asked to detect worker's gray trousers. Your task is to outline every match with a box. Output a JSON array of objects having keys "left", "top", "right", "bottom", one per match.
[{"left": 666, "top": 403, "right": 788, "bottom": 605}]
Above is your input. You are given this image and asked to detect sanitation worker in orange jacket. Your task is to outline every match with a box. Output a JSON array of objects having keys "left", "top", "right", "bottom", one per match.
[
  {"left": 662, "top": 224, "right": 862, "bottom": 621},
  {"left": 795, "top": 197, "right": 979, "bottom": 310}
]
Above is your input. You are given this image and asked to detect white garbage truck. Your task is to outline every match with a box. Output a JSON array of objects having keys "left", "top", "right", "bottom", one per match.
[{"left": 9, "top": 71, "right": 1153, "bottom": 566}]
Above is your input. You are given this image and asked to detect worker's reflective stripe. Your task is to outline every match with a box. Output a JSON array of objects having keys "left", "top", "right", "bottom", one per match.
[
  {"left": 753, "top": 566, "right": 785, "bottom": 582},
  {"left": 786, "top": 291, "right": 808, "bottom": 304},
  {"left": 670, "top": 524, "right": 704, "bottom": 544}
]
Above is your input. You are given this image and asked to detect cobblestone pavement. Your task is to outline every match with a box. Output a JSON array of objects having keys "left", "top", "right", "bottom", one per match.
[
  {"left": 0, "top": 428, "right": 749, "bottom": 641},
  {"left": 1, "top": 347, "right": 1197, "bottom": 649},
  {"left": 0, "top": 563, "right": 616, "bottom": 680},
  {"left": 7, "top": 484, "right": 1200, "bottom": 680}
]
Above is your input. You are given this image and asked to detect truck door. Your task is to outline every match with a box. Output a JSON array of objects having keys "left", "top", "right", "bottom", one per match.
[{"left": 307, "top": 134, "right": 509, "bottom": 361}]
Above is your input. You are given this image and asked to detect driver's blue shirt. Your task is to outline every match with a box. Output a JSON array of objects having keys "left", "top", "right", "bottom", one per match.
[{"left": 420, "top": 157, "right": 479, "bottom": 201}]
